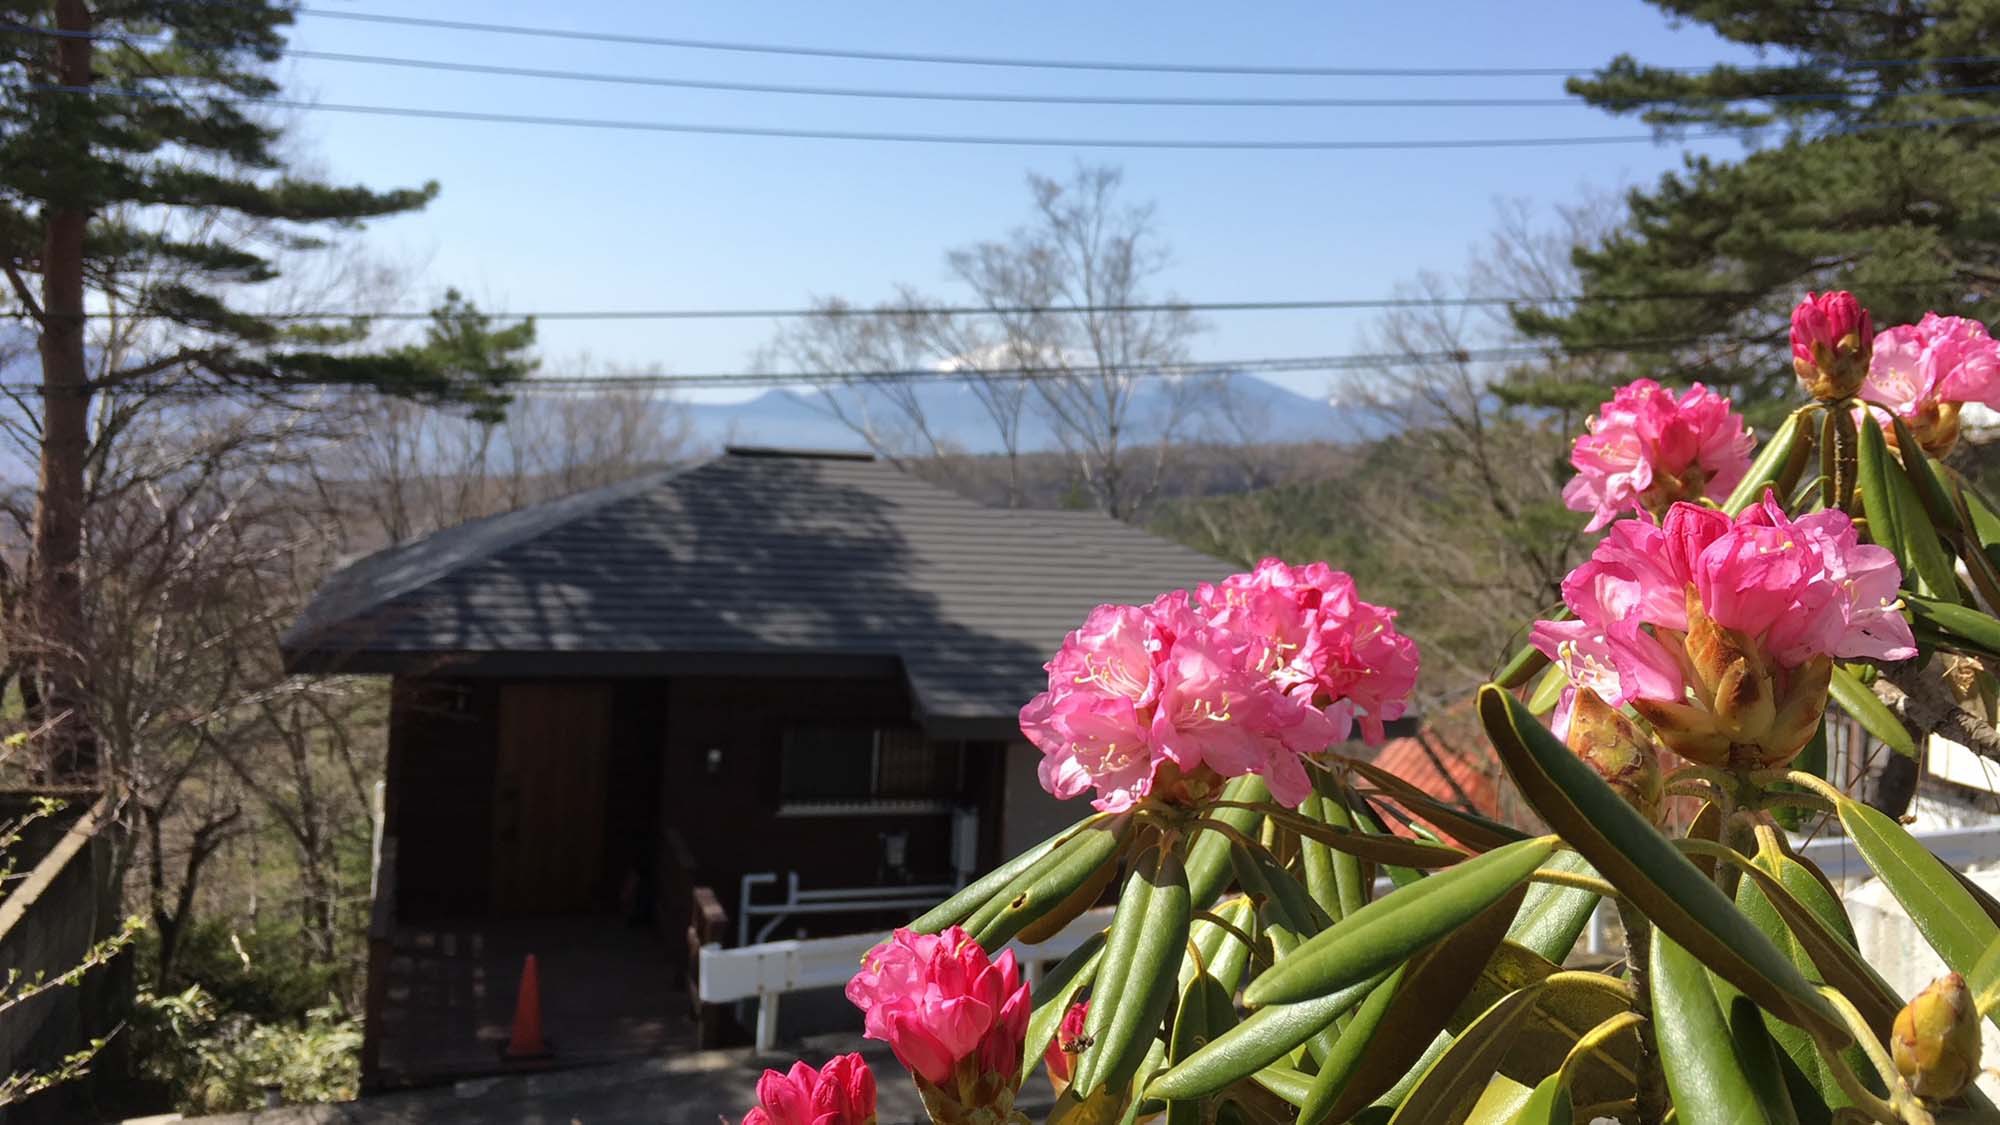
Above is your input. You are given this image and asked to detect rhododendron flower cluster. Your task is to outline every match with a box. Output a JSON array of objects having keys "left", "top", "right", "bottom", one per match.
[
  {"left": 1020, "top": 560, "right": 1418, "bottom": 811},
  {"left": 741, "top": 1054, "right": 877, "bottom": 1125},
  {"left": 1791, "top": 290, "right": 1874, "bottom": 399},
  {"left": 1562, "top": 378, "right": 1754, "bottom": 530},
  {"left": 845, "top": 927, "right": 1030, "bottom": 1120},
  {"left": 1533, "top": 493, "right": 1915, "bottom": 768},
  {"left": 1862, "top": 312, "right": 2000, "bottom": 456}
]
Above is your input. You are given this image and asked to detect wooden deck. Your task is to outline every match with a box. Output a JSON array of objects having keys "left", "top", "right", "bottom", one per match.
[{"left": 372, "top": 915, "right": 697, "bottom": 1090}]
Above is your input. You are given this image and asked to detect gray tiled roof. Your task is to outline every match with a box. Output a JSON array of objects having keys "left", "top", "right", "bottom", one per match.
[{"left": 282, "top": 448, "right": 1234, "bottom": 731}]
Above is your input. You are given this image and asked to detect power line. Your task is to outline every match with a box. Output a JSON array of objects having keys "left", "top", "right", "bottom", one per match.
[
  {"left": 4, "top": 28, "right": 1983, "bottom": 110},
  {"left": 284, "top": 8, "right": 2000, "bottom": 80},
  {"left": 28, "top": 335, "right": 1757, "bottom": 397},
  {"left": 10, "top": 83, "right": 1888, "bottom": 151},
  {"left": 27, "top": 283, "right": 1975, "bottom": 323},
  {"left": 172, "top": 48, "right": 2000, "bottom": 111}
]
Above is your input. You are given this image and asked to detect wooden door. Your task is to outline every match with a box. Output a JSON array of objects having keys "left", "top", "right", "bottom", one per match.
[{"left": 491, "top": 682, "right": 613, "bottom": 914}]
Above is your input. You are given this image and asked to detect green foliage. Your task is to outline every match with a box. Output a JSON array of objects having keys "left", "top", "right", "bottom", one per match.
[
  {"left": 136, "top": 918, "right": 346, "bottom": 1025},
  {"left": 1516, "top": 2, "right": 2000, "bottom": 409},
  {"left": 132, "top": 985, "right": 360, "bottom": 1115},
  {"left": 0, "top": 0, "right": 527, "bottom": 410}
]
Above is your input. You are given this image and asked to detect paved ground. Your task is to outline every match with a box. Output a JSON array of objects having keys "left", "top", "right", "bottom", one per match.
[
  {"left": 373, "top": 916, "right": 695, "bottom": 1088},
  {"left": 143, "top": 1037, "right": 1054, "bottom": 1125}
]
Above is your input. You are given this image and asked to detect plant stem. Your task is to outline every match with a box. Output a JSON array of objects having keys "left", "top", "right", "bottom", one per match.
[{"left": 1617, "top": 901, "right": 1670, "bottom": 1125}]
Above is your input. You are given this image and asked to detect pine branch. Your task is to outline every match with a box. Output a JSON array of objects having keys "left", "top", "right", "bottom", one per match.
[
  {"left": 98, "top": 347, "right": 217, "bottom": 390},
  {"left": 1, "top": 260, "right": 44, "bottom": 324}
]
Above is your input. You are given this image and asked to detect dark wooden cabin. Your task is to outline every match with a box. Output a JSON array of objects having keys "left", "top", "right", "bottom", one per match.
[{"left": 281, "top": 446, "right": 1228, "bottom": 1089}]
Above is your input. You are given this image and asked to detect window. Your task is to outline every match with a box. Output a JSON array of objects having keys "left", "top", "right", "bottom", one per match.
[{"left": 779, "top": 725, "right": 961, "bottom": 813}]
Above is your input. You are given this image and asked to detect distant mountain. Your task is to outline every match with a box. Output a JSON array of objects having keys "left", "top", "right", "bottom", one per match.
[{"left": 685, "top": 372, "right": 1366, "bottom": 453}]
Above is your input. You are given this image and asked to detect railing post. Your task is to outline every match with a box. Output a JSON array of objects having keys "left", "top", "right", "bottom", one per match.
[{"left": 756, "top": 993, "right": 781, "bottom": 1054}]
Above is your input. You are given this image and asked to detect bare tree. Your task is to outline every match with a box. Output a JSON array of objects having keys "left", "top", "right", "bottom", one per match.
[
  {"left": 960, "top": 166, "right": 1206, "bottom": 517},
  {"left": 1335, "top": 198, "right": 1632, "bottom": 696},
  {"left": 769, "top": 166, "right": 1208, "bottom": 516},
  {"left": 323, "top": 375, "right": 695, "bottom": 548}
]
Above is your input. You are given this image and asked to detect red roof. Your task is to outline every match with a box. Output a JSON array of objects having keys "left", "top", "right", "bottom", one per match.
[{"left": 1366, "top": 734, "right": 1503, "bottom": 828}]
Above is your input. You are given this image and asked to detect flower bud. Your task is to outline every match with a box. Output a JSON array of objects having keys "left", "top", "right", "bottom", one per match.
[
  {"left": 1892, "top": 972, "right": 1982, "bottom": 1100},
  {"left": 1566, "top": 689, "right": 1662, "bottom": 823},
  {"left": 1885, "top": 399, "right": 1963, "bottom": 460},
  {"left": 1792, "top": 291, "right": 1874, "bottom": 400},
  {"left": 1631, "top": 590, "right": 1831, "bottom": 770}
]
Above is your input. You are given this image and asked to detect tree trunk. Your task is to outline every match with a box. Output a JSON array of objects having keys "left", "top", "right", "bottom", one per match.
[{"left": 31, "top": 0, "right": 97, "bottom": 783}]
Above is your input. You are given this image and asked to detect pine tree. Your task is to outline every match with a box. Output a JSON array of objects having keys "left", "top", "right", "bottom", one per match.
[
  {"left": 1514, "top": 1, "right": 2000, "bottom": 414},
  {"left": 0, "top": 1, "right": 520, "bottom": 777}
]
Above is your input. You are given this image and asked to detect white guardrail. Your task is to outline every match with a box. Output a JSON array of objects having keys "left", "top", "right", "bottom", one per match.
[
  {"left": 701, "top": 823, "right": 2000, "bottom": 1053},
  {"left": 700, "top": 905, "right": 1114, "bottom": 1052}
]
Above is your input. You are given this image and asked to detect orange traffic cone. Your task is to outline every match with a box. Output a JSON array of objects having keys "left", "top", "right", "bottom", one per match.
[{"left": 504, "top": 954, "right": 552, "bottom": 1059}]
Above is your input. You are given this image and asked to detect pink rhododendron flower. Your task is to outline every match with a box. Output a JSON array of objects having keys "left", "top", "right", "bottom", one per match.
[
  {"left": 1792, "top": 290, "right": 1874, "bottom": 399},
  {"left": 741, "top": 1054, "right": 877, "bottom": 1125},
  {"left": 1199, "top": 560, "right": 1422, "bottom": 743},
  {"left": 1044, "top": 1001, "right": 1089, "bottom": 1089},
  {"left": 1022, "top": 562, "right": 1418, "bottom": 810},
  {"left": 1534, "top": 492, "right": 1915, "bottom": 768},
  {"left": 1862, "top": 313, "right": 2000, "bottom": 456},
  {"left": 1561, "top": 379, "right": 1754, "bottom": 530},
  {"left": 845, "top": 927, "right": 1029, "bottom": 1092}
]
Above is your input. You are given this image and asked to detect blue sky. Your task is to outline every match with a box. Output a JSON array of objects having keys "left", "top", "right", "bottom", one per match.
[{"left": 275, "top": 2, "right": 1765, "bottom": 402}]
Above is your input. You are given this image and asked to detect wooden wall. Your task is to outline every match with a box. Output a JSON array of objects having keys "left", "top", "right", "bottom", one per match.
[
  {"left": 657, "top": 675, "right": 1004, "bottom": 945},
  {"left": 387, "top": 672, "right": 1005, "bottom": 940}
]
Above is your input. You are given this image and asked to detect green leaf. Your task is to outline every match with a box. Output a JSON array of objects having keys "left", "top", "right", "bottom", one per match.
[
  {"left": 1387, "top": 974, "right": 1618, "bottom": 1124},
  {"left": 1147, "top": 975, "right": 1386, "bottom": 1100},
  {"left": 910, "top": 813, "right": 1095, "bottom": 932},
  {"left": 1723, "top": 859, "right": 1861, "bottom": 1113},
  {"left": 1889, "top": 417, "right": 1962, "bottom": 534},
  {"left": 1025, "top": 933, "right": 1106, "bottom": 1078},
  {"left": 1837, "top": 795, "right": 2000, "bottom": 1027},
  {"left": 1827, "top": 664, "right": 1916, "bottom": 759},
  {"left": 1076, "top": 844, "right": 1190, "bottom": 1096},
  {"left": 1506, "top": 1074, "right": 1571, "bottom": 1125},
  {"left": 1505, "top": 850, "right": 1601, "bottom": 964},
  {"left": 969, "top": 814, "right": 1133, "bottom": 950},
  {"left": 1906, "top": 595, "right": 2000, "bottom": 662},
  {"left": 1187, "top": 776, "right": 1268, "bottom": 910},
  {"left": 1732, "top": 844, "right": 1900, "bottom": 1039},
  {"left": 1857, "top": 417, "right": 1959, "bottom": 601},
  {"left": 1184, "top": 895, "right": 1257, "bottom": 995},
  {"left": 1342, "top": 757, "right": 1529, "bottom": 851},
  {"left": 1478, "top": 685, "right": 1848, "bottom": 1044},
  {"left": 1244, "top": 804, "right": 1469, "bottom": 868},
  {"left": 1295, "top": 887, "right": 1528, "bottom": 1124},
  {"left": 1970, "top": 936, "right": 2000, "bottom": 1022},
  {"left": 1526, "top": 663, "right": 1567, "bottom": 717},
  {"left": 1301, "top": 773, "right": 1367, "bottom": 920},
  {"left": 1728, "top": 994, "right": 1803, "bottom": 1125},
  {"left": 1651, "top": 931, "right": 1775, "bottom": 1125},
  {"left": 1727, "top": 408, "right": 1809, "bottom": 515},
  {"left": 1956, "top": 469, "right": 2000, "bottom": 577},
  {"left": 1241, "top": 835, "right": 1553, "bottom": 1007},
  {"left": 1166, "top": 974, "right": 1231, "bottom": 1125},
  {"left": 1228, "top": 837, "right": 1331, "bottom": 938},
  {"left": 1466, "top": 1076, "right": 1537, "bottom": 1124},
  {"left": 1249, "top": 1064, "right": 1313, "bottom": 1108}
]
